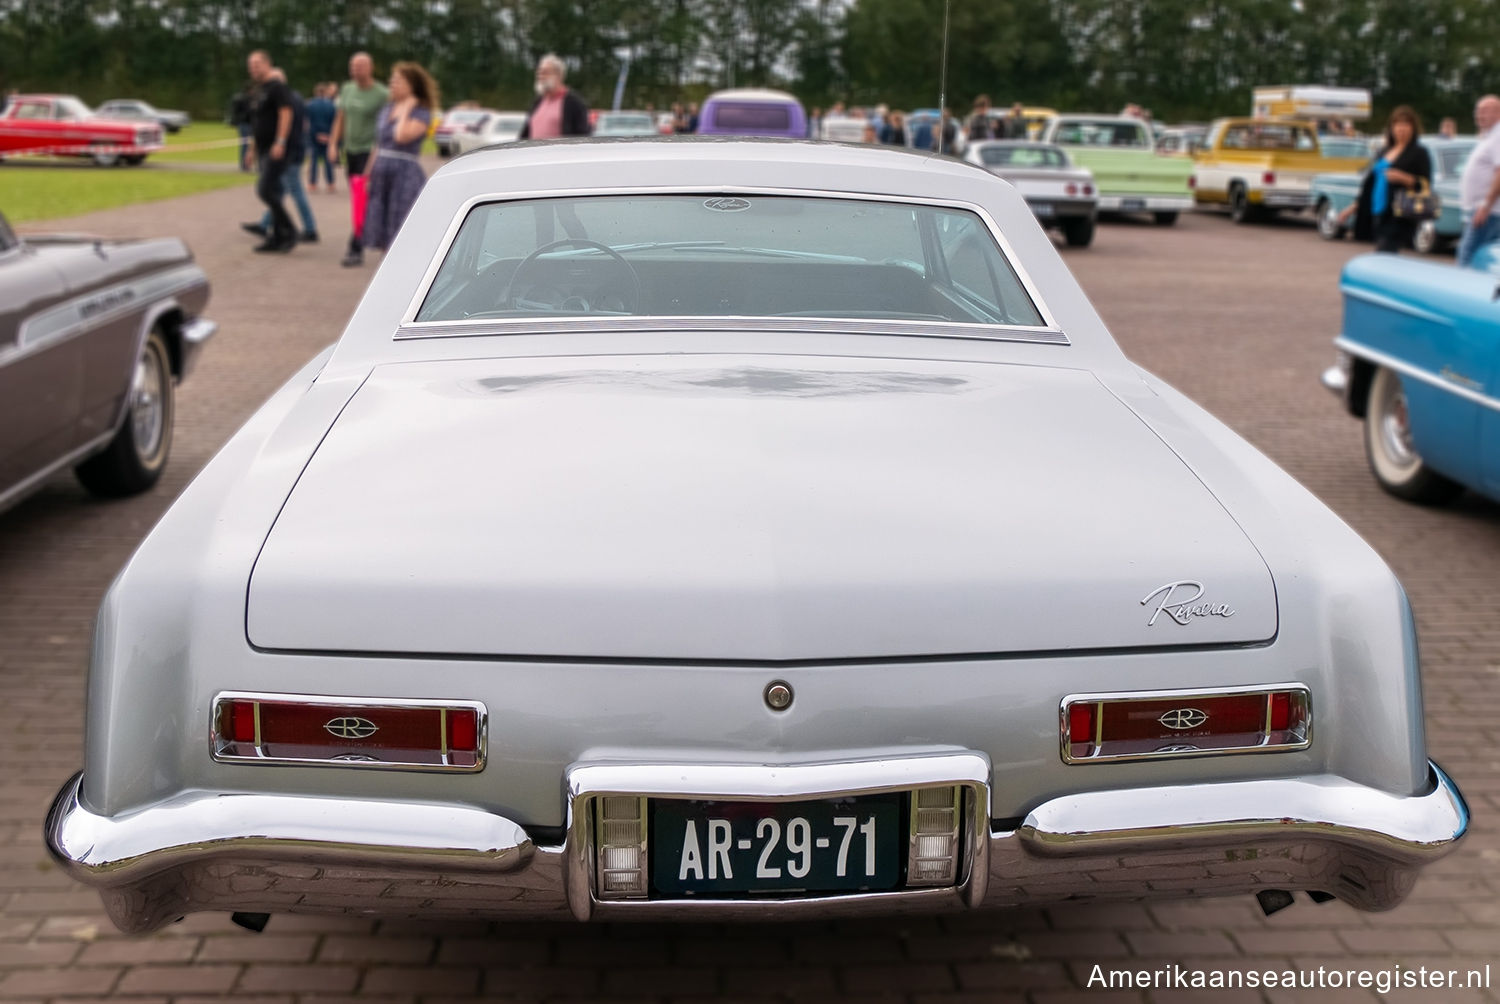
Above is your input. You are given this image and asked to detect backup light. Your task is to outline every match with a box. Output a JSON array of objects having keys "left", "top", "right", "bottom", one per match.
[
  {"left": 1062, "top": 687, "right": 1310, "bottom": 764},
  {"left": 595, "top": 796, "right": 648, "bottom": 899},
  {"left": 906, "top": 786, "right": 961, "bottom": 886},
  {"left": 212, "top": 694, "right": 484, "bottom": 771}
]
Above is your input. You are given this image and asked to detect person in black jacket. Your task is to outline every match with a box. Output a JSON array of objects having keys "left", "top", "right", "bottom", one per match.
[
  {"left": 1347, "top": 106, "right": 1433, "bottom": 253},
  {"left": 518, "top": 54, "right": 591, "bottom": 139},
  {"left": 244, "top": 50, "right": 298, "bottom": 253}
]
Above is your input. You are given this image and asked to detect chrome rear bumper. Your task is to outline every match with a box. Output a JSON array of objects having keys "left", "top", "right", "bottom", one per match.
[
  {"left": 46, "top": 758, "right": 1467, "bottom": 933},
  {"left": 1096, "top": 194, "right": 1193, "bottom": 212}
]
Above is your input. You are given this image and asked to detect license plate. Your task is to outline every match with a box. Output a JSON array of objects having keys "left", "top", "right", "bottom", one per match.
[
  {"left": 1120, "top": 198, "right": 1146, "bottom": 210},
  {"left": 1031, "top": 203, "right": 1055, "bottom": 216},
  {"left": 652, "top": 795, "right": 901, "bottom": 895}
]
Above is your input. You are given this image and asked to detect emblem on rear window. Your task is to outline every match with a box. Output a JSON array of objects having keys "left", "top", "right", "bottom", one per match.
[
  {"left": 1158, "top": 708, "right": 1209, "bottom": 730},
  {"left": 703, "top": 197, "right": 751, "bottom": 212},
  {"left": 1141, "top": 580, "right": 1235, "bottom": 626},
  {"left": 324, "top": 716, "right": 379, "bottom": 740}
]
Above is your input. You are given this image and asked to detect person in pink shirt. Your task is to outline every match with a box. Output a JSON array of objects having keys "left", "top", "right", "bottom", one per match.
[{"left": 519, "top": 54, "right": 592, "bottom": 139}]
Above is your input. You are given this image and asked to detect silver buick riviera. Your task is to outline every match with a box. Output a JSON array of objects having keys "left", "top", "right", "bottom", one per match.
[{"left": 47, "top": 139, "right": 1466, "bottom": 932}]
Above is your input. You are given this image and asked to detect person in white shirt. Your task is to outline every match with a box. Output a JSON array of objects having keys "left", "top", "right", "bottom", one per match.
[{"left": 1457, "top": 94, "right": 1500, "bottom": 267}]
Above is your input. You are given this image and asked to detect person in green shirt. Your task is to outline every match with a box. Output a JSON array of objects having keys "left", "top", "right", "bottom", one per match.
[{"left": 327, "top": 52, "right": 389, "bottom": 266}]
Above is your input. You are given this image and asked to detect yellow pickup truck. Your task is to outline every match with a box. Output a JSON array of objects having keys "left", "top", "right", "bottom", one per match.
[{"left": 1190, "top": 118, "right": 1369, "bottom": 223}]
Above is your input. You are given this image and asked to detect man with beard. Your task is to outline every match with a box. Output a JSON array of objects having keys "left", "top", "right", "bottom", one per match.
[{"left": 519, "top": 54, "right": 591, "bottom": 139}]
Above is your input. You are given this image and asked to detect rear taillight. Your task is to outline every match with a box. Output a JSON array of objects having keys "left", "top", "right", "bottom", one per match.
[
  {"left": 213, "top": 694, "right": 485, "bottom": 771},
  {"left": 1263, "top": 171, "right": 1276, "bottom": 185},
  {"left": 1187, "top": 175, "right": 1197, "bottom": 188},
  {"left": 1062, "top": 687, "right": 1310, "bottom": 764},
  {"left": 1065, "top": 182, "right": 1078, "bottom": 196},
  {"left": 1082, "top": 184, "right": 1093, "bottom": 195}
]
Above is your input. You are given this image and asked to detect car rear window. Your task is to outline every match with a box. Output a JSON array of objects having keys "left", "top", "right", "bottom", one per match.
[
  {"left": 413, "top": 194, "right": 1045, "bottom": 329},
  {"left": 1052, "top": 120, "right": 1148, "bottom": 148},
  {"left": 1220, "top": 123, "right": 1317, "bottom": 151},
  {"left": 1439, "top": 143, "right": 1476, "bottom": 179},
  {"left": 980, "top": 145, "right": 1067, "bottom": 168},
  {"left": 710, "top": 103, "right": 792, "bottom": 132}
]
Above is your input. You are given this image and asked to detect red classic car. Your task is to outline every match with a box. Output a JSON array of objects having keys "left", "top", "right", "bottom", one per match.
[{"left": 0, "top": 94, "right": 164, "bottom": 166}]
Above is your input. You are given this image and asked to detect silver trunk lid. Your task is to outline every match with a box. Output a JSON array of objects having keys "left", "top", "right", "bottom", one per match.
[{"left": 248, "top": 355, "right": 1276, "bottom": 660}]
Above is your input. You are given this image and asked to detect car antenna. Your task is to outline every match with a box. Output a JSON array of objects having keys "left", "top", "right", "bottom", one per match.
[{"left": 933, "top": 0, "right": 952, "bottom": 157}]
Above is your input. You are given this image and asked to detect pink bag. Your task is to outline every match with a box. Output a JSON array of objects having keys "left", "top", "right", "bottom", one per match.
[{"left": 349, "top": 175, "right": 368, "bottom": 240}]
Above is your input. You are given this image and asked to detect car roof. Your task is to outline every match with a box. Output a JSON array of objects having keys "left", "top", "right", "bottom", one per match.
[
  {"left": 1051, "top": 114, "right": 1146, "bottom": 125},
  {"left": 971, "top": 140, "right": 1060, "bottom": 149},
  {"left": 447, "top": 135, "right": 982, "bottom": 180},
  {"left": 705, "top": 88, "right": 801, "bottom": 104}
]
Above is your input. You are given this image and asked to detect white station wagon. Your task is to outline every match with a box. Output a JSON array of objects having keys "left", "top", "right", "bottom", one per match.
[{"left": 46, "top": 138, "right": 1466, "bottom": 932}]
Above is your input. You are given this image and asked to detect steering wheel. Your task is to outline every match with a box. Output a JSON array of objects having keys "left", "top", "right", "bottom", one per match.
[{"left": 497, "top": 238, "right": 643, "bottom": 314}]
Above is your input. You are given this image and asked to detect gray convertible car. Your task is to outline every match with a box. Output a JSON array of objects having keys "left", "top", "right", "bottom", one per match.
[
  {"left": 46, "top": 139, "right": 1465, "bottom": 932},
  {"left": 0, "top": 210, "right": 214, "bottom": 511}
]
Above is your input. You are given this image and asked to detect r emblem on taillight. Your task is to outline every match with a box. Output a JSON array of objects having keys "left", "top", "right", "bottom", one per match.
[
  {"left": 1157, "top": 708, "right": 1208, "bottom": 730},
  {"left": 324, "top": 716, "right": 379, "bottom": 740}
]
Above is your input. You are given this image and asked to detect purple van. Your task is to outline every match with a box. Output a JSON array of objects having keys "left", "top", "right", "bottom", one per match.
[{"left": 696, "top": 88, "right": 809, "bottom": 138}]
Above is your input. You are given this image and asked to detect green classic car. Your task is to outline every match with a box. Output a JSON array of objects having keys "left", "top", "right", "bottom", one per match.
[
  {"left": 1040, "top": 115, "right": 1193, "bottom": 225},
  {"left": 1312, "top": 137, "right": 1476, "bottom": 254}
]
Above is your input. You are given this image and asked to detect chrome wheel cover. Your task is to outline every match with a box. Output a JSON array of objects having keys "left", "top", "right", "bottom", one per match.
[
  {"left": 131, "top": 345, "right": 166, "bottom": 461},
  {"left": 1376, "top": 377, "right": 1418, "bottom": 472},
  {"left": 1414, "top": 220, "right": 1438, "bottom": 254},
  {"left": 1317, "top": 202, "right": 1339, "bottom": 238}
]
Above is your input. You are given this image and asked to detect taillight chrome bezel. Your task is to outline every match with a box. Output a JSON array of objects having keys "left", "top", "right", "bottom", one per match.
[
  {"left": 1059, "top": 684, "right": 1311, "bottom": 765},
  {"left": 211, "top": 691, "right": 487, "bottom": 772}
]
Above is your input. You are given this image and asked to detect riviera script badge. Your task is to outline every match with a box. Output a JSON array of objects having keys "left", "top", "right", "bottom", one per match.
[{"left": 1141, "top": 580, "right": 1236, "bottom": 627}]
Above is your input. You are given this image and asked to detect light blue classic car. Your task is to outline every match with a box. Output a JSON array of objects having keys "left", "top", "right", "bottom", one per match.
[
  {"left": 1324, "top": 252, "right": 1500, "bottom": 504},
  {"left": 1311, "top": 137, "right": 1477, "bottom": 254}
]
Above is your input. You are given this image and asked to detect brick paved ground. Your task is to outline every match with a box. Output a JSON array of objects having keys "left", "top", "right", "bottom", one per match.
[{"left": 0, "top": 178, "right": 1495, "bottom": 1003}]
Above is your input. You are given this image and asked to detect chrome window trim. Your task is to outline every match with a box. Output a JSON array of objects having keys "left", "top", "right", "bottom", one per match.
[
  {"left": 210, "top": 690, "right": 488, "bottom": 773},
  {"left": 563, "top": 754, "right": 990, "bottom": 919},
  {"left": 1335, "top": 336, "right": 1500, "bottom": 415},
  {"left": 1059, "top": 683, "right": 1312, "bottom": 765},
  {"left": 397, "top": 185, "right": 1064, "bottom": 341},
  {"left": 395, "top": 315, "right": 1068, "bottom": 346}
]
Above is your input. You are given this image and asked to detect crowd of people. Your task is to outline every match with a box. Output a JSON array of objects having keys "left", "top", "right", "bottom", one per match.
[
  {"left": 230, "top": 55, "right": 1500, "bottom": 269},
  {"left": 233, "top": 49, "right": 591, "bottom": 266}
]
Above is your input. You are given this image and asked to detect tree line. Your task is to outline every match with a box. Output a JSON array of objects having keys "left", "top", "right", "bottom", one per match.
[{"left": 0, "top": 0, "right": 1492, "bottom": 127}]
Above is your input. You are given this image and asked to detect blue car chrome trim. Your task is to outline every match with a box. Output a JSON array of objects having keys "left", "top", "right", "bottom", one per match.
[
  {"left": 1335, "top": 337, "right": 1500, "bottom": 414},
  {"left": 46, "top": 758, "right": 1467, "bottom": 932}
]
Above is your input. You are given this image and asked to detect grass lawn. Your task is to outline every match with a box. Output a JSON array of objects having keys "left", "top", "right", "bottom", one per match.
[
  {"left": 3, "top": 123, "right": 250, "bottom": 224},
  {"left": 2, "top": 121, "right": 438, "bottom": 224},
  {"left": 154, "top": 122, "right": 248, "bottom": 165}
]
